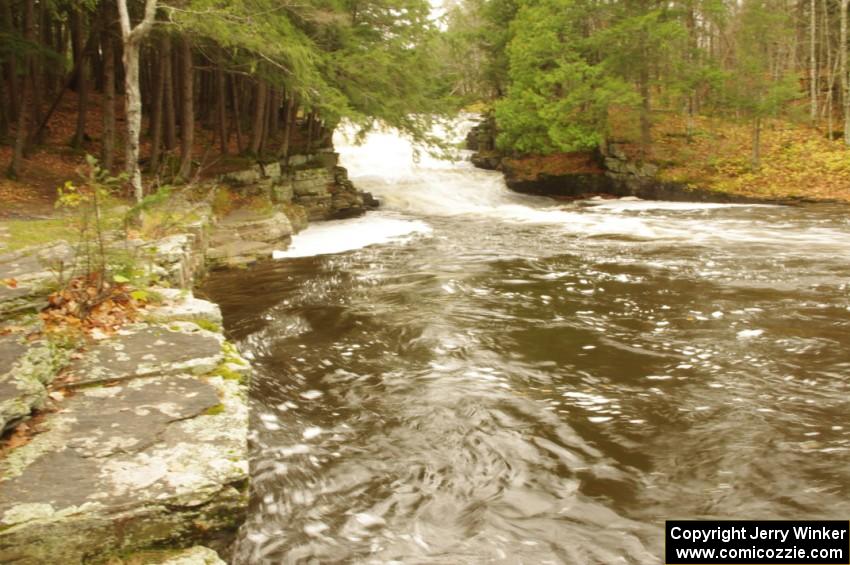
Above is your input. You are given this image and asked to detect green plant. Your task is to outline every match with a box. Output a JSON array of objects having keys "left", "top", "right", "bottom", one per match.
[{"left": 55, "top": 155, "right": 126, "bottom": 292}]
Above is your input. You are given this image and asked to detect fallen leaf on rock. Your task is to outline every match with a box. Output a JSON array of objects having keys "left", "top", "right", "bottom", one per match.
[
  {"left": 3, "top": 424, "right": 30, "bottom": 450},
  {"left": 41, "top": 274, "right": 141, "bottom": 336}
]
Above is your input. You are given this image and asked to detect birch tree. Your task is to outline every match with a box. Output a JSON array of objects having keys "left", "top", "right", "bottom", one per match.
[
  {"left": 842, "top": 0, "right": 849, "bottom": 146},
  {"left": 117, "top": 0, "right": 157, "bottom": 202}
]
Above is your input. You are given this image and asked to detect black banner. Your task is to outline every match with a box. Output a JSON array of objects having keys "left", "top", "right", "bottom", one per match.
[{"left": 666, "top": 520, "right": 849, "bottom": 564}]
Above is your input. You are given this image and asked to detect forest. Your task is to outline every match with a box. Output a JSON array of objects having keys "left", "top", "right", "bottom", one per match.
[
  {"left": 0, "top": 0, "right": 447, "bottom": 204},
  {"left": 0, "top": 0, "right": 848, "bottom": 204},
  {"left": 444, "top": 0, "right": 850, "bottom": 163}
]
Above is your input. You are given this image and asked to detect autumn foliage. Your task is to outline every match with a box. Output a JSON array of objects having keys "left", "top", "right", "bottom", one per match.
[{"left": 40, "top": 275, "right": 141, "bottom": 336}]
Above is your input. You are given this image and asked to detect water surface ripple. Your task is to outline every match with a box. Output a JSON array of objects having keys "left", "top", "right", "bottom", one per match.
[{"left": 203, "top": 129, "right": 850, "bottom": 564}]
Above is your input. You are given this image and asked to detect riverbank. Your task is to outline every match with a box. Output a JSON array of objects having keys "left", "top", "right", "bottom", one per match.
[
  {"left": 469, "top": 112, "right": 850, "bottom": 204},
  {"left": 0, "top": 265, "right": 250, "bottom": 563},
  {"left": 0, "top": 150, "right": 375, "bottom": 562}
]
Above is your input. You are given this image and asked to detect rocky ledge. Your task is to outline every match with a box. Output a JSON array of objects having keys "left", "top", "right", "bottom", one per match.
[
  {"left": 0, "top": 242, "right": 73, "bottom": 318},
  {"left": 0, "top": 143, "right": 381, "bottom": 563},
  {"left": 466, "top": 117, "right": 791, "bottom": 204},
  {"left": 0, "top": 291, "right": 250, "bottom": 564},
  {"left": 208, "top": 151, "right": 379, "bottom": 269}
]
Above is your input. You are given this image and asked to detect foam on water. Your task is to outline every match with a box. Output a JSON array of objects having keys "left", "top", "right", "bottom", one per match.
[
  {"left": 333, "top": 122, "right": 850, "bottom": 256},
  {"left": 584, "top": 198, "right": 773, "bottom": 211},
  {"left": 273, "top": 214, "right": 431, "bottom": 258}
]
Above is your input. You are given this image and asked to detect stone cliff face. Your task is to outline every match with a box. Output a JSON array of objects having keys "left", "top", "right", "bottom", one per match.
[
  {"left": 599, "top": 143, "right": 771, "bottom": 203},
  {"left": 206, "top": 150, "right": 379, "bottom": 269},
  {"left": 219, "top": 151, "right": 377, "bottom": 222},
  {"left": 466, "top": 117, "right": 774, "bottom": 204}
]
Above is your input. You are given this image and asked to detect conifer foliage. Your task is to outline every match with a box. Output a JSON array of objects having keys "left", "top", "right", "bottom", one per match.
[
  {"left": 444, "top": 0, "right": 850, "bottom": 162},
  {"left": 0, "top": 0, "right": 443, "bottom": 198}
]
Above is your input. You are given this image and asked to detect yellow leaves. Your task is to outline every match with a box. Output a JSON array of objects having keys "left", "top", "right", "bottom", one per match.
[
  {"left": 130, "top": 289, "right": 151, "bottom": 302},
  {"left": 55, "top": 180, "right": 85, "bottom": 209},
  {"left": 641, "top": 112, "right": 850, "bottom": 202}
]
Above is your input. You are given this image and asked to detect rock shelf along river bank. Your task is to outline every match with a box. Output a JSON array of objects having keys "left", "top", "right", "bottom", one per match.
[{"left": 0, "top": 149, "right": 375, "bottom": 563}]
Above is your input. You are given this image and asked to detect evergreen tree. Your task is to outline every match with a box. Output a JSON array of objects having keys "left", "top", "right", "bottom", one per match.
[{"left": 724, "top": 0, "right": 799, "bottom": 168}]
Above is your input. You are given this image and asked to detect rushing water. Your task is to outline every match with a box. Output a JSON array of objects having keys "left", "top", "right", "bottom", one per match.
[{"left": 203, "top": 126, "right": 850, "bottom": 564}]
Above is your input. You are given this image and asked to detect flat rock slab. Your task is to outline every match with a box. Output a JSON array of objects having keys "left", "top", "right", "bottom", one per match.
[
  {"left": 0, "top": 374, "right": 248, "bottom": 563},
  {"left": 0, "top": 334, "right": 26, "bottom": 375},
  {"left": 212, "top": 211, "right": 292, "bottom": 246},
  {"left": 206, "top": 240, "right": 278, "bottom": 270},
  {"left": 0, "top": 335, "right": 59, "bottom": 433},
  {"left": 66, "top": 323, "right": 223, "bottom": 387},
  {"left": 207, "top": 210, "right": 293, "bottom": 271},
  {"left": 1, "top": 375, "right": 221, "bottom": 507},
  {"left": 126, "top": 545, "right": 227, "bottom": 564},
  {"left": 143, "top": 289, "right": 223, "bottom": 328},
  {"left": 0, "top": 243, "right": 73, "bottom": 316},
  {"left": 0, "top": 242, "right": 73, "bottom": 283},
  {"left": 0, "top": 283, "right": 39, "bottom": 313}
]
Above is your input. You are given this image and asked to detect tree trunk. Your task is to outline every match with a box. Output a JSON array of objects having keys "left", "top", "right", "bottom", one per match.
[
  {"left": 842, "top": 0, "right": 850, "bottom": 146},
  {"left": 162, "top": 34, "right": 177, "bottom": 151},
  {"left": 0, "top": 68, "right": 6, "bottom": 138},
  {"left": 216, "top": 67, "right": 228, "bottom": 155},
  {"left": 639, "top": 63, "right": 651, "bottom": 159},
  {"left": 249, "top": 80, "right": 266, "bottom": 155},
  {"left": 2, "top": 0, "right": 18, "bottom": 123},
  {"left": 71, "top": 6, "right": 88, "bottom": 148},
  {"left": 7, "top": 0, "right": 34, "bottom": 179},
  {"left": 279, "top": 95, "right": 296, "bottom": 163},
  {"left": 266, "top": 87, "right": 279, "bottom": 141},
  {"left": 122, "top": 39, "right": 143, "bottom": 199},
  {"left": 41, "top": 7, "right": 55, "bottom": 101},
  {"left": 259, "top": 86, "right": 275, "bottom": 154},
  {"left": 54, "top": 16, "right": 66, "bottom": 93},
  {"left": 149, "top": 37, "right": 166, "bottom": 173},
  {"left": 101, "top": 8, "right": 116, "bottom": 171},
  {"left": 118, "top": 0, "right": 157, "bottom": 202},
  {"left": 823, "top": 0, "right": 832, "bottom": 132},
  {"left": 29, "top": 0, "right": 45, "bottom": 147},
  {"left": 306, "top": 109, "right": 315, "bottom": 152},
  {"left": 752, "top": 116, "right": 762, "bottom": 169},
  {"left": 230, "top": 75, "right": 244, "bottom": 153},
  {"left": 810, "top": 0, "right": 818, "bottom": 122},
  {"left": 177, "top": 35, "right": 194, "bottom": 180},
  {"left": 201, "top": 70, "right": 214, "bottom": 128},
  {"left": 8, "top": 88, "right": 30, "bottom": 175},
  {"left": 820, "top": 0, "right": 832, "bottom": 128}
]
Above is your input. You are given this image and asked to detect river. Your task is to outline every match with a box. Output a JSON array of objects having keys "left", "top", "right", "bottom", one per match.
[{"left": 203, "top": 126, "right": 850, "bottom": 564}]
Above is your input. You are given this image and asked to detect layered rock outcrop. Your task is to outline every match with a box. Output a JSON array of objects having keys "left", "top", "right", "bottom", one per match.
[
  {"left": 466, "top": 117, "right": 777, "bottom": 204},
  {"left": 219, "top": 151, "right": 377, "bottom": 222},
  {"left": 0, "top": 136, "right": 377, "bottom": 564},
  {"left": 0, "top": 291, "right": 249, "bottom": 564},
  {"left": 208, "top": 151, "right": 378, "bottom": 268}
]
